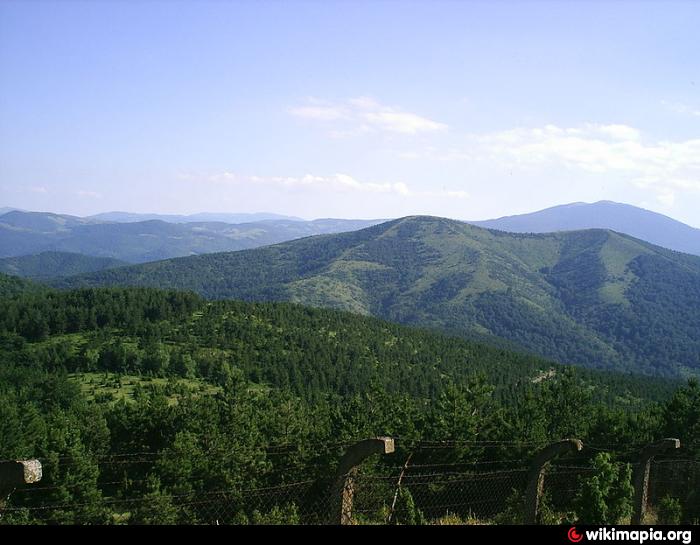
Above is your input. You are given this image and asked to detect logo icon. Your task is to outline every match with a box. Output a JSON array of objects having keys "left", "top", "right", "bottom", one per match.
[{"left": 568, "top": 527, "right": 583, "bottom": 543}]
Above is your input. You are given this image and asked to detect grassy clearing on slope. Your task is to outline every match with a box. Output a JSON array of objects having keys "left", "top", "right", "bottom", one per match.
[{"left": 69, "top": 372, "right": 222, "bottom": 405}]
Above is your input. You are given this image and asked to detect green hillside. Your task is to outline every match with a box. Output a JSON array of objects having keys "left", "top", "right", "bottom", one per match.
[
  {"left": 0, "top": 286, "right": 676, "bottom": 405},
  {"left": 58, "top": 216, "right": 700, "bottom": 377},
  {"left": 0, "top": 251, "right": 127, "bottom": 280},
  {"left": 2, "top": 286, "right": 698, "bottom": 525},
  {"left": 0, "top": 210, "right": 383, "bottom": 263}
]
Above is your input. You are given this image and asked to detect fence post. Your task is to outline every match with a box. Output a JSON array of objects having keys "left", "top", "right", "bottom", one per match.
[
  {"left": 524, "top": 439, "right": 583, "bottom": 524},
  {"left": 331, "top": 437, "right": 395, "bottom": 525},
  {"left": 0, "top": 459, "right": 43, "bottom": 513},
  {"left": 632, "top": 438, "right": 680, "bottom": 525}
]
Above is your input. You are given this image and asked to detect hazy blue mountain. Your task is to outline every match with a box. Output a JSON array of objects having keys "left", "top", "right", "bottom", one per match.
[
  {"left": 0, "top": 210, "right": 386, "bottom": 263},
  {"left": 0, "top": 207, "right": 23, "bottom": 216},
  {"left": 58, "top": 216, "right": 700, "bottom": 377},
  {"left": 89, "top": 211, "right": 304, "bottom": 223},
  {"left": 469, "top": 201, "right": 700, "bottom": 256},
  {"left": 0, "top": 251, "right": 127, "bottom": 280},
  {"left": 0, "top": 210, "right": 100, "bottom": 232}
]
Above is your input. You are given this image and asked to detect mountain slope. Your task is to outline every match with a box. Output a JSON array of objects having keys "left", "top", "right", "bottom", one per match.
[
  {"left": 469, "top": 201, "right": 700, "bottom": 256},
  {"left": 0, "top": 252, "right": 127, "bottom": 280},
  {"left": 0, "top": 210, "right": 385, "bottom": 263},
  {"left": 0, "top": 286, "right": 678, "bottom": 404},
  {"left": 58, "top": 216, "right": 700, "bottom": 377}
]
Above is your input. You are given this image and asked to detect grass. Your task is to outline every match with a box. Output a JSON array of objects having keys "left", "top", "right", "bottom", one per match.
[{"left": 70, "top": 372, "right": 222, "bottom": 405}]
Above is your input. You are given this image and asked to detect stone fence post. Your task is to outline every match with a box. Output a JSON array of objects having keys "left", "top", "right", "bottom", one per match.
[
  {"left": 331, "top": 437, "right": 395, "bottom": 525},
  {"left": 524, "top": 439, "right": 583, "bottom": 524}
]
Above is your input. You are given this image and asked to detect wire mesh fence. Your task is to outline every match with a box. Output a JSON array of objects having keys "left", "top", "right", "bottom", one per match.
[
  {"left": 647, "top": 458, "right": 700, "bottom": 524},
  {"left": 1, "top": 439, "right": 698, "bottom": 525}
]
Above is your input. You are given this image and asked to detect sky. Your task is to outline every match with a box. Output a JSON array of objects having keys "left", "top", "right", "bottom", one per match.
[{"left": 1, "top": 0, "right": 699, "bottom": 225}]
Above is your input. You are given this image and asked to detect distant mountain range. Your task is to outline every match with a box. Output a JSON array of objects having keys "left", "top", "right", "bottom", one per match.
[
  {"left": 469, "top": 201, "right": 700, "bottom": 256},
  {"left": 3, "top": 201, "right": 698, "bottom": 262},
  {"left": 0, "top": 210, "right": 385, "bottom": 263},
  {"left": 57, "top": 215, "right": 700, "bottom": 378},
  {"left": 88, "top": 211, "right": 304, "bottom": 223}
]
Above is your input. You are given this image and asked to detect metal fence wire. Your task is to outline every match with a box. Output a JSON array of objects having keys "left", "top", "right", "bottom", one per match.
[
  {"left": 648, "top": 459, "right": 700, "bottom": 524},
  {"left": 1, "top": 439, "right": 698, "bottom": 525}
]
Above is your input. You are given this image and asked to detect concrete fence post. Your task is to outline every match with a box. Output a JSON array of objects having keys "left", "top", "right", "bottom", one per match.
[
  {"left": 0, "top": 459, "right": 43, "bottom": 513},
  {"left": 331, "top": 437, "right": 395, "bottom": 525},
  {"left": 524, "top": 439, "right": 583, "bottom": 524},
  {"left": 632, "top": 438, "right": 680, "bottom": 525}
]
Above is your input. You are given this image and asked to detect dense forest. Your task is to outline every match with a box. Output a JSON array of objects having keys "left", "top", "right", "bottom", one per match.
[
  {"left": 1, "top": 286, "right": 699, "bottom": 524},
  {"left": 57, "top": 216, "right": 700, "bottom": 378},
  {"left": 0, "top": 251, "right": 127, "bottom": 280}
]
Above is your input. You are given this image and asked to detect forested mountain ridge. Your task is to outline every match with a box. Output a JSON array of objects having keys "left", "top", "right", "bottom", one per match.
[
  {"left": 0, "top": 251, "right": 127, "bottom": 280},
  {"left": 0, "top": 209, "right": 385, "bottom": 263},
  {"left": 0, "top": 286, "right": 678, "bottom": 407},
  {"left": 470, "top": 201, "right": 700, "bottom": 256},
  {"left": 57, "top": 216, "right": 700, "bottom": 377}
]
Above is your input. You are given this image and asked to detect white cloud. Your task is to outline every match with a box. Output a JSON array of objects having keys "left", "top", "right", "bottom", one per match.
[
  {"left": 464, "top": 123, "right": 700, "bottom": 207},
  {"left": 661, "top": 100, "right": 700, "bottom": 117},
  {"left": 202, "top": 171, "right": 466, "bottom": 200},
  {"left": 76, "top": 190, "right": 102, "bottom": 199},
  {"left": 288, "top": 105, "right": 348, "bottom": 121},
  {"left": 290, "top": 96, "right": 447, "bottom": 135},
  {"left": 594, "top": 124, "right": 641, "bottom": 141},
  {"left": 656, "top": 191, "right": 676, "bottom": 208},
  {"left": 362, "top": 110, "right": 447, "bottom": 134}
]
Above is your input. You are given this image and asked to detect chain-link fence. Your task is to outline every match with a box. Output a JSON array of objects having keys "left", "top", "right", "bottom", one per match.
[
  {"left": 647, "top": 457, "right": 700, "bottom": 524},
  {"left": 1, "top": 439, "right": 698, "bottom": 525}
]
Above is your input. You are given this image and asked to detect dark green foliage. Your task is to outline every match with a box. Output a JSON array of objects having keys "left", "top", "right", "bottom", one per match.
[
  {"left": 0, "top": 252, "right": 127, "bottom": 280},
  {"left": 57, "top": 216, "right": 700, "bottom": 377},
  {"left": 392, "top": 488, "right": 426, "bottom": 525},
  {"left": 0, "top": 287, "right": 677, "bottom": 403},
  {"left": 0, "top": 285, "right": 694, "bottom": 525},
  {"left": 657, "top": 495, "right": 683, "bottom": 525},
  {"left": 0, "top": 272, "right": 42, "bottom": 297},
  {"left": 572, "top": 453, "right": 634, "bottom": 524}
]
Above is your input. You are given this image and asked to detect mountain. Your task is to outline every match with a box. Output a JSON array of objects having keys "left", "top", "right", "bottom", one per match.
[
  {"left": 469, "top": 201, "right": 700, "bottom": 256},
  {"left": 89, "top": 211, "right": 304, "bottom": 223},
  {"left": 57, "top": 216, "right": 700, "bottom": 377},
  {"left": 0, "top": 251, "right": 127, "bottom": 280},
  {"left": 0, "top": 210, "right": 385, "bottom": 263},
  {"left": 0, "top": 207, "right": 23, "bottom": 216},
  {"left": 1, "top": 285, "right": 686, "bottom": 525},
  {"left": 0, "top": 210, "right": 99, "bottom": 232}
]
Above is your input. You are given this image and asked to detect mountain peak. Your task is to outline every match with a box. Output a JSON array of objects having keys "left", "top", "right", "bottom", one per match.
[
  {"left": 469, "top": 201, "right": 700, "bottom": 256},
  {"left": 57, "top": 214, "right": 700, "bottom": 377}
]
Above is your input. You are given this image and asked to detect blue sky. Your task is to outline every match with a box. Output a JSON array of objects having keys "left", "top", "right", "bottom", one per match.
[{"left": 1, "top": 0, "right": 699, "bottom": 225}]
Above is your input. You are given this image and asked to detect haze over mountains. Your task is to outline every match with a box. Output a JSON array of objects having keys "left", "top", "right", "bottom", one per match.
[
  {"left": 0, "top": 209, "right": 384, "bottom": 263},
  {"left": 2, "top": 201, "right": 699, "bottom": 266},
  {"left": 89, "top": 211, "right": 303, "bottom": 223},
  {"left": 4, "top": 200, "right": 700, "bottom": 377},
  {"left": 469, "top": 201, "right": 700, "bottom": 257},
  {"left": 58, "top": 215, "right": 700, "bottom": 378}
]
